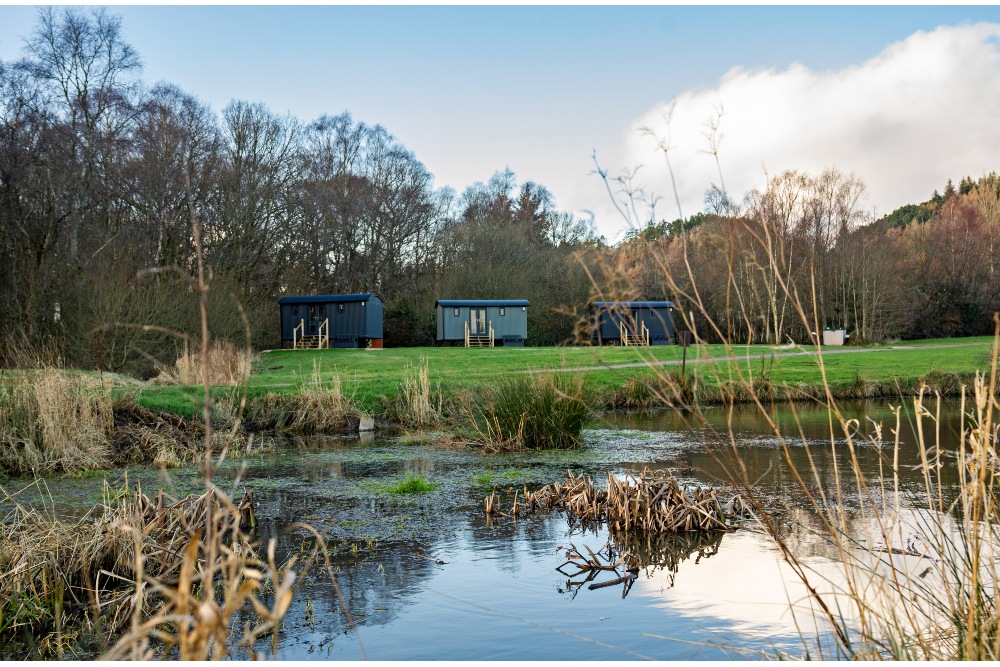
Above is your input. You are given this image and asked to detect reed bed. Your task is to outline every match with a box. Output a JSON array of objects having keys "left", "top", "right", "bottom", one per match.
[
  {"left": 155, "top": 340, "right": 253, "bottom": 387},
  {"left": 393, "top": 358, "right": 442, "bottom": 428},
  {"left": 242, "top": 362, "right": 362, "bottom": 434},
  {"left": 0, "top": 481, "right": 271, "bottom": 657},
  {"left": 0, "top": 370, "right": 113, "bottom": 476},
  {"left": 489, "top": 468, "right": 730, "bottom": 535},
  {"left": 465, "top": 373, "right": 590, "bottom": 453},
  {"left": 605, "top": 469, "right": 728, "bottom": 533}
]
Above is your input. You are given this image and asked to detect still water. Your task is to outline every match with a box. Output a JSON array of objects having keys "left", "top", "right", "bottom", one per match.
[{"left": 7, "top": 399, "right": 969, "bottom": 660}]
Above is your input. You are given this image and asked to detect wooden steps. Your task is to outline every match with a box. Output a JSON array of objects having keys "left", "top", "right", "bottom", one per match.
[
  {"left": 622, "top": 334, "right": 648, "bottom": 346},
  {"left": 466, "top": 335, "right": 493, "bottom": 348},
  {"left": 294, "top": 336, "right": 324, "bottom": 350}
]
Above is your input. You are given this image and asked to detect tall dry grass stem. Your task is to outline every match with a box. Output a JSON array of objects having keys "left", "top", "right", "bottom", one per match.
[
  {"left": 396, "top": 358, "right": 442, "bottom": 428},
  {"left": 589, "top": 144, "right": 1000, "bottom": 657}
]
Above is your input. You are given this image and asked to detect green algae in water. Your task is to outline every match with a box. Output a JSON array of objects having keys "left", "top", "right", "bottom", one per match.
[{"left": 472, "top": 469, "right": 527, "bottom": 487}]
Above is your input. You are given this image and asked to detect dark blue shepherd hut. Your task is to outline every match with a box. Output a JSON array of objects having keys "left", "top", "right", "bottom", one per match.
[
  {"left": 278, "top": 293, "right": 384, "bottom": 349},
  {"left": 590, "top": 301, "right": 675, "bottom": 345}
]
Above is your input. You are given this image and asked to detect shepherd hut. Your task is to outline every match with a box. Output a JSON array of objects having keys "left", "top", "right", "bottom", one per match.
[
  {"left": 278, "top": 293, "right": 384, "bottom": 349},
  {"left": 590, "top": 301, "right": 675, "bottom": 345},
  {"left": 436, "top": 299, "right": 529, "bottom": 347}
]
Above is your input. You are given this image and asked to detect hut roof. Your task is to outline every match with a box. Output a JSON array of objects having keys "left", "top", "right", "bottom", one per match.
[
  {"left": 278, "top": 293, "right": 382, "bottom": 305},
  {"left": 436, "top": 299, "right": 530, "bottom": 307},
  {"left": 591, "top": 301, "right": 675, "bottom": 308}
]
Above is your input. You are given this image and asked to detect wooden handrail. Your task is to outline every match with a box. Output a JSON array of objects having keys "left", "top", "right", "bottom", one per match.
[
  {"left": 620, "top": 319, "right": 651, "bottom": 346},
  {"left": 489, "top": 322, "right": 494, "bottom": 347},
  {"left": 318, "top": 318, "right": 329, "bottom": 349},
  {"left": 464, "top": 320, "right": 470, "bottom": 348},
  {"left": 293, "top": 319, "right": 305, "bottom": 349}
]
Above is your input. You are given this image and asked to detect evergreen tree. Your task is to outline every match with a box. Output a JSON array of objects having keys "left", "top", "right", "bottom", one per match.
[{"left": 943, "top": 179, "right": 957, "bottom": 200}]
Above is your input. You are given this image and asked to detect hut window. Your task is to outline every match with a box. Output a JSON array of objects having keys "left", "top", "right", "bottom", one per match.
[
  {"left": 499, "top": 307, "right": 506, "bottom": 316},
  {"left": 338, "top": 304, "right": 345, "bottom": 314},
  {"left": 453, "top": 308, "right": 460, "bottom": 317},
  {"left": 522, "top": 306, "right": 527, "bottom": 312},
  {"left": 292, "top": 306, "right": 298, "bottom": 315}
]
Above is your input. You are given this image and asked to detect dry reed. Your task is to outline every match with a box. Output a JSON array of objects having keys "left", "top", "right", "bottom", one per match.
[
  {"left": 396, "top": 358, "right": 442, "bottom": 428},
  {"left": 490, "top": 468, "right": 730, "bottom": 535},
  {"left": 241, "top": 362, "right": 361, "bottom": 434},
  {"left": 0, "top": 370, "right": 113, "bottom": 475},
  {"left": 155, "top": 340, "right": 253, "bottom": 387},
  {"left": 0, "top": 481, "right": 272, "bottom": 657}
]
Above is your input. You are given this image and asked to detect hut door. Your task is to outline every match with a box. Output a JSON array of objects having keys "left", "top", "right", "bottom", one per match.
[
  {"left": 470, "top": 309, "right": 487, "bottom": 335},
  {"left": 308, "top": 305, "right": 319, "bottom": 335}
]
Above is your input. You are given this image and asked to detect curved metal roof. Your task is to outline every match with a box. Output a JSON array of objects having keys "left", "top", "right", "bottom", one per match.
[
  {"left": 590, "top": 301, "right": 675, "bottom": 308},
  {"left": 436, "top": 299, "right": 530, "bottom": 307},
  {"left": 278, "top": 293, "right": 382, "bottom": 304}
]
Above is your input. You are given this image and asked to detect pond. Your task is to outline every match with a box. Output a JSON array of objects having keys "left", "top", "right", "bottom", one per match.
[{"left": 2, "top": 398, "right": 970, "bottom": 660}]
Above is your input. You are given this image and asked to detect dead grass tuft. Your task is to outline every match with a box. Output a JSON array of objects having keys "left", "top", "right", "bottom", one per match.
[
  {"left": 489, "top": 468, "right": 730, "bottom": 534},
  {"left": 393, "top": 358, "right": 442, "bottom": 429},
  {"left": 242, "top": 362, "right": 362, "bottom": 434},
  {"left": 0, "top": 481, "right": 267, "bottom": 657},
  {"left": 156, "top": 340, "right": 253, "bottom": 387},
  {"left": 0, "top": 370, "right": 113, "bottom": 476}
]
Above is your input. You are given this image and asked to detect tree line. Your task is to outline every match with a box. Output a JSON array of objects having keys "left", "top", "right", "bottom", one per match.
[
  {"left": 0, "top": 8, "right": 597, "bottom": 375},
  {"left": 613, "top": 170, "right": 1000, "bottom": 344},
  {"left": 2, "top": 9, "right": 997, "bottom": 376}
]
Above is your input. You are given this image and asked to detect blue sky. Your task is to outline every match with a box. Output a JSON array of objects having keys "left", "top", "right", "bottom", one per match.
[{"left": 2, "top": 5, "right": 1000, "bottom": 239}]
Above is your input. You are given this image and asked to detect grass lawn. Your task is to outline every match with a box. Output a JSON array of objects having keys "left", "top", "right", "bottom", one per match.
[{"left": 127, "top": 336, "right": 998, "bottom": 419}]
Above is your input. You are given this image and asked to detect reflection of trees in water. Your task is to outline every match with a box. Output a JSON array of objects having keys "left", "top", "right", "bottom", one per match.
[
  {"left": 466, "top": 513, "right": 571, "bottom": 575},
  {"left": 240, "top": 542, "right": 441, "bottom": 659}
]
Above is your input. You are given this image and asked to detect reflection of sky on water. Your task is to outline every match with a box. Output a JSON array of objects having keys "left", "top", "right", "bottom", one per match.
[
  {"left": 633, "top": 525, "right": 842, "bottom": 646},
  {"left": 267, "top": 517, "right": 809, "bottom": 661}
]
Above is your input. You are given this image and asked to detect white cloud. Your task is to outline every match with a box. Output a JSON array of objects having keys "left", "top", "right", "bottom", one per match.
[{"left": 588, "top": 23, "right": 1000, "bottom": 240}]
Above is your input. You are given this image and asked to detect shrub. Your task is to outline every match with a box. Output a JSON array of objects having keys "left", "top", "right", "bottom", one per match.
[{"left": 465, "top": 373, "right": 590, "bottom": 453}]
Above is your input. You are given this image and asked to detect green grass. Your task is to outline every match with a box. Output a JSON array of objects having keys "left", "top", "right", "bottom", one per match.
[
  {"left": 878, "top": 335, "right": 995, "bottom": 347},
  {"left": 385, "top": 473, "right": 438, "bottom": 495},
  {"left": 117, "top": 337, "right": 996, "bottom": 422}
]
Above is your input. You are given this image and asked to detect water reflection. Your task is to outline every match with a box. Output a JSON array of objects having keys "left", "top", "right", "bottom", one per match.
[{"left": 3, "top": 399, "right": 973, "bottom": 660}]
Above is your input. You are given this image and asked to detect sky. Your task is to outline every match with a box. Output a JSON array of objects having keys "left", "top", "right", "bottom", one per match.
[{"left": 2, "top": 4, "right": 1000, "bottom": 241}]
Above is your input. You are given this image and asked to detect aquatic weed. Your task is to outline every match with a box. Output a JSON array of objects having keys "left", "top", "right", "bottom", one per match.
[{"left": 386, "top": 473, "right": 438, "bottom": 495}]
